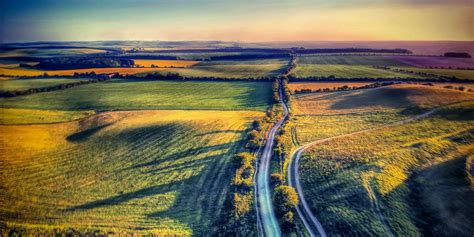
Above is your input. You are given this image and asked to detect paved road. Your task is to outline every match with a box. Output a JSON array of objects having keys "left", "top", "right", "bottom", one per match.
[
  {"left": 288, "top": 108, "right": 439, "bottom": 237},
  {"left": 256, "top": 83, "right": 288, "bottom": 237}
]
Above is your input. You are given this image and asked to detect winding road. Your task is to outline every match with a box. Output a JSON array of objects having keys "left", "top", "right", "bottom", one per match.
[
  {"left": 255, "top": 83, "right": 288, "bottom": 237},
  {"left": 288, "top": 108, "right": 439, "bottom": 237}
]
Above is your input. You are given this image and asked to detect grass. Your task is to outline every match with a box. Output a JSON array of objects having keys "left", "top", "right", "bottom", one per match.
[
  {"left": 393, "top": 67, "right": 474, "bottom": 80},
  {"left": 296, "top": 55, "right": 410, "bottom": 66},
  {"left": 0, "top": 109, "right": 264, "bottom": 235},
  {"left": 298, "top": 104, "right": 473, "bottom": 236},
  {"left": 292, "top": 84, "right": 474, "bottom": 115},
  {"left": 0, "top": 80, "right": 272, "bottom": 111},
  {"left": 0, "top": 78, "right": 88, "bottom": 91},
  {"left": 0, "top": 108, "right": 95, "bottom": 125},
  {"left": 154, "top": 59, "right": 288, "bottom": 78},
  {"left": 133, "top": 60, "right": 199, "bottom": 68},
  {"left": 290, "top": 64, "right": 422, "bottom": 79},
  {"left": 288, "top": 85, "right": 474, "bottom": 236}
]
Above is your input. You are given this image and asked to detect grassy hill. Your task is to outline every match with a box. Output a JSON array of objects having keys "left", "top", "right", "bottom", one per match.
[
  {"left": 0, "top": 110, "right": 263, "bottom": 235},
  {"left": 289, "top": 85, "right": 474, "bottom": 236},
  {"left": 0, "top": 78, "right": 88, "bottom": 91},
  {"left": 1, "top": 80, "right": 272, "bottom": 111}
]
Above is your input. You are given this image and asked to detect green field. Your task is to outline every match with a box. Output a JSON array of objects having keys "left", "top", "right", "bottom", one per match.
[
  {"left": 1, "top": 80, "right": 272, "bottom": 111},
  {"left": 393, "top": 67, "right": 474, "bottom": 80},
  {"left": 290, "top": 64, "right": 420, "bottom": 79},
  {"left": 289, "top": 85, "right": 474, "bottom": 236},
  {"left": 157, "top": 59, "right": 288, "bottom": 78},
  {"left": 0, "top": 78, "right": 88, "bottom": 91},
  {"left": 296, "top": 55, "right": 409, "bottom": 66},
  {"left": 0, "top": 110, "right": 263, "bottom": 235}
]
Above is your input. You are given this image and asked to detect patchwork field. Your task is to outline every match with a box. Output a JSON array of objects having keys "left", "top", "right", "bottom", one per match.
[
  {"left": 0, "top": 67, "right": 166, "bottom": 77},
  {"left": 288, "top": 82, "right": 374, "bottom": 93},
  {"left": 0, "top": 78, "right": 88, "bottom": 91},
  {"left": 393, "top": 67, "right": 474, "bottom": 80},
  {"left": 296, "top": 55, "right": 409, "bottom": 66},
  {"left": 0, "top": 109, "right": 263, "bottom": 235},
  {"left": 1, "top": 80, "right": 272, "bottom": 111},
  {"left": 289, "top": 85, "right": 474, "bottom": 236},
  {"left": 155, "top": 59, "right": 288, "bottom": 78},
  {"left": 0, "top": 48, "right": 107, "bottom": 57},
  {"left": 133, "top": 59, "right": 199, "bottom": 68},
  {"left": 292, "top": 84, "right": 474, "bottom": 115},
  {"left": 387, "top": 56, "right": 474, "bottom": 69},
  {"left": 290, "top": 64, "right": 421, "bottom": 79}
]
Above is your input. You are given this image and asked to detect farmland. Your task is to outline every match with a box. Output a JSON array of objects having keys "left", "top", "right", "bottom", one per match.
[
  {"left": 290, "top": 64, "right": 421, "bottom": 79},
  {"left": 0, "top": 67, "right": 166, "bottom": 77},
  {"left": 288, "top": 85, "right": 474, "bottom": 236},
  {"left": 288, "top": 82, "right": 375, "bottom": 93},
  {"left": 387, "top": 56, "right": 474, "bottom": 69},
  {"left": 0, "top": 110, "right": 263, "bottom": 235},
  {"left": 0, "top": 78, "right": 88, "bottom": 91},
  {"left": 153, "top": 59, "right": 288, "bottom": 79},
  {"left": 392, "top": 67, "right": 474, "bottom": 80},
  {"left": 1, "top": 80, "right": 272, "bottom": 111},
  {"left": 296, "top": 55, "right": 409, "bottom": 66},
  {"left": 133, "top": 59, "right": 199, "bottom": 68}
]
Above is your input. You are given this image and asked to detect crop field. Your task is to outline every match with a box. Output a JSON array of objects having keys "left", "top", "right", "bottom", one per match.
[
  {"left": 292, "top": 84, "right": 474, "bottom": 115},
  {"left": 133, "top": 59, "right": 200, "bottom": 68},
  {"left": 0, "top": 48, "right": 106, "bottom": 57},
  {"left": 288, "top": 82, "right": 374, "bottom": 92},
  {"left": 289, "top": 85, "right": 474, "bottom": 236},
  {"left": 0, "top": 78, "right": 88, "bottom": 91},
  {"left": 155, "top": 59, "right": 288, "bottom": 78},
  {"left": 392, "top": 67, "right": 474, "bottom": 80},
  {"left": 1, "top": 80, "right": 272, "bottom": 111},
  {"left": 387, "top": 56, "right": 474, "bottom": 69},
  {"left": 0, "top": 109, "right": 264, "bottom": 235},
  {"left": 0, "top": 108, "right": 95, "bottom": 125},
  {"left": 296, "top": 55, "right": 409, "bottom": 66},
  {"left": 290, "top": 64, "right": 421, "bottom": 79},
  {"left": 0, "top": 67, "right": 166, "bottom": 77}
]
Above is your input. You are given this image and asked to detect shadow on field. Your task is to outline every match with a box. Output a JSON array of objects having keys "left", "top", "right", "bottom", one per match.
[
  {"left": 127, "top": 142, "right": 236, "bottom": 170},
  {"left": 65, "top": 181, "right": 180, "bottom": 211},
  {"left": 67, "top": 123, "right": 112, "bottom": 142},
  {"left": 402, "top": 155, "right": 474, "bottom": 237},
  {"left": 330, "top": 87, "right": 415, "bottom": 111}
]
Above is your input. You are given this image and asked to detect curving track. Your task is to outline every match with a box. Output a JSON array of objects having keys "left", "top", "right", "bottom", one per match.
[
  {"left": 255, "top": 83, "right": 288, "bottom": 237},
  {"left": 288, "top": 108, "right": 439, "bottom": 236}
]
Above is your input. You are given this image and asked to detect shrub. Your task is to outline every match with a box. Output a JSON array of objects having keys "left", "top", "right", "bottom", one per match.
[
  {"left": 273, "top": 185, "right": 299, "bottom": 214},
  {"left": 270, "top": 173, "right": 283, "bottom": 186},
  {"left": 233, "top": 152, "right": 253, "bottom": 168}
]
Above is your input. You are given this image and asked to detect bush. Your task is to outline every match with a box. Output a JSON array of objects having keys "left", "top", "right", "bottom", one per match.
[
  {"left": 273, "top": 185, "right": 299, "bottom": 214},
  {"left": 233, "top": 152, "right": 253, "bottom": 168},
  {"left": 270, "top": 173, "right": 283, "bottom": 186}
]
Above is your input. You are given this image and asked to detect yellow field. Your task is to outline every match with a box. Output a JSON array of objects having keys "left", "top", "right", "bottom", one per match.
[
  {"left": 0, "top": 109, "right": 263, "bottom": 235},
  {"left": 0, "top": 108, "right": 95, "bottom": 125},
  {"left": 0, "top": 67, "right": 166, "bottom": 76},
  {"left": 133, "top": 59, "right": 200, "bottom": 68},
  {"left": 293, "top": 84, "right": 474, "bottom": 115}
]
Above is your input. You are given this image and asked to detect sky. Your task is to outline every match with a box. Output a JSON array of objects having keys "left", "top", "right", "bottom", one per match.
[{"left": 1, "top": 0, "right": 473, "bottom": 43}]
